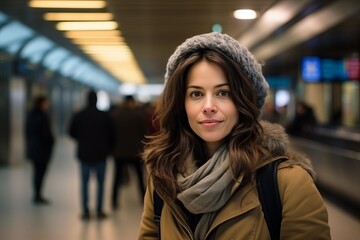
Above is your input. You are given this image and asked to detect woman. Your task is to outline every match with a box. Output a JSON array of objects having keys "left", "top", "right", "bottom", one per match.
[{"left": 138, "top": 32, "right": 330, "bottom": 239}]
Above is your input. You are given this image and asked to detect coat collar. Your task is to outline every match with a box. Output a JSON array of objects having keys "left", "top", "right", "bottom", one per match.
[{"left": 259, "top": 121, "right": 315, "bottom": 178}]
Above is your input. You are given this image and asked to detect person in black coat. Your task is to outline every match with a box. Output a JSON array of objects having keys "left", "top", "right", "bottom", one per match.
[
  {"left": 69, "top": 90, "right": 114, "bottom": 220},
  {"left": 110, "top": 95, "right": 147, "bottom": 209},
  {"left": 25, "top": 95, "right": 54, "bottom": 205}
]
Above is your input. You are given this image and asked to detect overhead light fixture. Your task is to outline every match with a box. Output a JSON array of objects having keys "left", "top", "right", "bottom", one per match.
[
  {"left": 71, "top": 38, "right": 124, "bottom": 45},
  {"left": 56, "top": 21, "right": 118, "bottom": 31},
  {"left": 80, "top": 45, "right": 131, "bottom": 54},
  {"left": 107, "top": 62, "right": 146, "bottom": 84},
  {"left": 64, "top": 30, "right": 121, "bottom": 38},
  {"left": 252, "top": 0, "right": 360, "bottom": 61},
  {"left": 44, "top": 12, "right": 113, "bottom": 21},
  {"left": 29, "top": 0, "right": 106, "bottom": 9},
  {"left": 30, "top": 1, "right": 145, "bottom": 86},
  {"left": 92, "top": 55, "right": 130, "bottom": 61},
  {"left": 237, "top": 0, "right": 312, "bottom": 49},
  {"left": 233, "top": 9, "right": 257, "bottom": 20},
  {"left": 100, "top": 59, "right": 146, "bottom": 84}
]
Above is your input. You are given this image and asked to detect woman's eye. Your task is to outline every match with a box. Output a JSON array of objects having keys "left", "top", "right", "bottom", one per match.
[
  {"left": 190, "top": 91, "right": 203, "bottom": 98},
  {"left": 217, "top": 90, "right": 230, "bottom": 97}
]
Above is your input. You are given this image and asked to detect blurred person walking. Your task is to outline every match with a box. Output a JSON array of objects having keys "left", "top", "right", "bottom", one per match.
[
  {"left": 261, "top": 100, "right": 281, "bottom": 124},
  {"left": 286, "top": 101, "right": 318, "bottom": 136},
  {"left": 111, "top": 95, "right": 146, "bottom": 210},
  {"left": 69, "top": 90, "right": 114, "bottom": 220},
  {"left": 25, "top": 95, "right": 54, "bottom": 205}
]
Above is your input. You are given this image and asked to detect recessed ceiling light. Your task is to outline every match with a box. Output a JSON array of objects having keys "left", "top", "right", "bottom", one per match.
[{"left": 233, "top": 9, "right": 257, "bottom": 20}]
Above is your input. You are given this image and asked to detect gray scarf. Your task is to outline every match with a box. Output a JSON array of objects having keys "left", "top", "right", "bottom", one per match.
[{"left": 177, "top": 145, "right": 234, "bottom": 240}]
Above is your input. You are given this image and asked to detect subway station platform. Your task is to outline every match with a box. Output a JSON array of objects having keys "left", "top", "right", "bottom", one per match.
[{"left": 0, "top": 136, "right": 359, "bottom": 240}]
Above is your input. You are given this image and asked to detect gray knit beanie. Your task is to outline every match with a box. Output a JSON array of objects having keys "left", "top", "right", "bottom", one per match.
[{"left": 165, "top": 32, "right": 269, "bottom": 109}]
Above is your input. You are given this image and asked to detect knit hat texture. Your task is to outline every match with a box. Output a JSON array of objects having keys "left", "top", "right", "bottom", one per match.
[{"left": 165, "top": 32, "right": 269, "bottom": 109}]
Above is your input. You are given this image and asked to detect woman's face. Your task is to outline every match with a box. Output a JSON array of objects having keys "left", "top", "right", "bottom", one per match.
[{"left": 185, "top": 60, "right": 239, "bottom": 156}]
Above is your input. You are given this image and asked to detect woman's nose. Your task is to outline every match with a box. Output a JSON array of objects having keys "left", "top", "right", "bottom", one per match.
[{"left": 202, "top": 97, "right": 217, "bottom": 113}]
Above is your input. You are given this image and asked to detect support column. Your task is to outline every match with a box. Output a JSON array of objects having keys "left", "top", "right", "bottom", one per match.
[{"left": 0, "top": 53, "right": 12, "bottom": 165}]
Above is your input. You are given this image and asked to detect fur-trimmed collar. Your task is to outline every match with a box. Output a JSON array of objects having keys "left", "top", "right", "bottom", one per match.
[{"left": 260, "top": 120, "right": 316, "bottom": 179}]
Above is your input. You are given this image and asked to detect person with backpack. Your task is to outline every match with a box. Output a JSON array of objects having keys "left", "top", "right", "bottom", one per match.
[{"left": 138, "top": 32, "right": 330, "bottom": 240}]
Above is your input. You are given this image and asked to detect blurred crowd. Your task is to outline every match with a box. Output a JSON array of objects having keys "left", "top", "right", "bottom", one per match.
[{"left": 25, "top": 90, "right": 158, "bottom": 220}]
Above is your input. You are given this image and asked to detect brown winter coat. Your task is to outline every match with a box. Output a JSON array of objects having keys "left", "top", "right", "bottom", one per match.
[{"left": 138, "top": 122, "right": 331, "bottom": 240}]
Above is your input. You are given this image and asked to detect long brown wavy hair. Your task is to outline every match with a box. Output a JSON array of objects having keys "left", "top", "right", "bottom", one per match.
[{"left": 142, "top": 49, "right": 267, "bottom": 200}]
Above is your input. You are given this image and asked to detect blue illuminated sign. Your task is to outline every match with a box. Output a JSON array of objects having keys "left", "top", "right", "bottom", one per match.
[{"left": 302, "top": 57, "right": 321, "bottom": 82}]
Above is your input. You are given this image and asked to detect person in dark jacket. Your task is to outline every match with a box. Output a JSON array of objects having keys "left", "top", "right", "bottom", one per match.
[
  {"left": 25, "top": 95, "right": 54, "bottom": 205},
  {"left": 286, "top": 101, "right": 318, "bottom": 136},
  {"left": 69, "top": 90, "right": 114, "bottom": 220},
  {"left": 111, "top": 95, "right": 146, "bottom": 209}
]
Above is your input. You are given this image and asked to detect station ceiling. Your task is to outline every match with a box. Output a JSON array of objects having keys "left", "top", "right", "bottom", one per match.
[{"left": 0, "top": 0, "right": 359, "bottom": 86}]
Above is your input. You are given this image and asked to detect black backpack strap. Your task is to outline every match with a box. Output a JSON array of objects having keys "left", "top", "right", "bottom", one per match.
[
  {"left": 153, "top": 190, "right": 164, "bottom": 240},
  {"left": 256, "top": 158, "right": 286, "bottom": 240}
]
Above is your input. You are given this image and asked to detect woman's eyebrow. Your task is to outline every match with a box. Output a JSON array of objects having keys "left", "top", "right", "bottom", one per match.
[
  {"left": 214, "top": 83, "right": 229, "bottom": 88},
  {"left": 187, "top": 85, "right": 202, "bottom": 89},
  {"left": 187, "top": 83, "right": 229, "bottom": 89}
]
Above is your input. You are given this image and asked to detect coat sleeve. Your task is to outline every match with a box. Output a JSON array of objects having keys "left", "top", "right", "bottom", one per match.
[
  {"left": 278, "top": 165, "right": 331, "bottom": 240},
  {"left": 138, "top": 180, "right": 158, "bottom": 240}
]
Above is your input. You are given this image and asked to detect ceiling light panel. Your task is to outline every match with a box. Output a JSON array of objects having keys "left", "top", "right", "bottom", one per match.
[
  {"left": 44, "top": 12, "right": 113, "bottom": 21},
  {"left": 64, "top": 30, "right": 122, "bottom": 38},
  {"left": 80, "top": 45, "right": 131, "bottom": 54},
  {"left": 29, "top": 1, "right": 106, "bottom": 9},
  {"left": 71, "top": 38, "right": 124, "bottom": 45},
  {"left": 56, "top": 21, "right": 118, "bottom": 31}
]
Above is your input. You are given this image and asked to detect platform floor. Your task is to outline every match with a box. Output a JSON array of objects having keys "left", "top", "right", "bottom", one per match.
[{"left": 0, "top": 137, "right": 359, "bottom": 240}]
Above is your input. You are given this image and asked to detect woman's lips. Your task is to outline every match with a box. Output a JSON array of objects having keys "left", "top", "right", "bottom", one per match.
[{"left": 199, "top": 119, "right": 222, "bottom": 127}]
